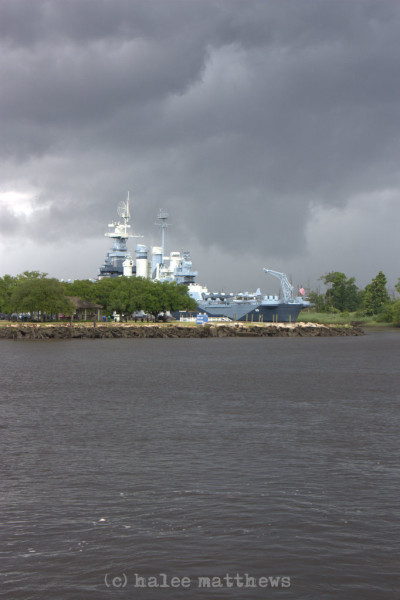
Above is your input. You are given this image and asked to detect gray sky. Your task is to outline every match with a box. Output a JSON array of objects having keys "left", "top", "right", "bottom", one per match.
[{"left": 1, "top": 0, "right": 399, "bottom": 294}]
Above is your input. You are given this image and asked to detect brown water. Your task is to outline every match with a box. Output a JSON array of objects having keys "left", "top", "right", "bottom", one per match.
[{"left": 1, "top": 331, "right": 399, "bottom": 599}]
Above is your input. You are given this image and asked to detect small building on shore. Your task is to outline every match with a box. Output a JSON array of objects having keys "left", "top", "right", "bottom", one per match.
[{"left": 68, "top": 297, "right": 103, "bottom": 321}]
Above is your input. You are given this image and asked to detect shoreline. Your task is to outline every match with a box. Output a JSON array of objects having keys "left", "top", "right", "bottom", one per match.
[{"left": 0, "top": 322, "right": 365, "bottom": 340}]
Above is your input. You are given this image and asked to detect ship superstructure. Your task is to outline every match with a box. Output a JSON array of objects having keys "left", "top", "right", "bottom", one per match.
[
  {"left": 98, "top": 197, "right": 309, "bottom": 322},
  {"left": 98, "top": 194, "right": 141, "bottom": 278},
  {"left": 98, "top": 200, "right": 197, "bottom": 284},
  {"left": 150, "top": 211, "right": 198, "bottom": 284}
]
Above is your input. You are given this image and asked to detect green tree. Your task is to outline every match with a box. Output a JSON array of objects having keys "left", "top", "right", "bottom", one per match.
[
  {"left": 163, "top": 281, "right": 198, "bottom": 312},
  {"left": 308, "top": 290, "right": 327, "bottom": 312},
  {"left": 64, "top": 279, "right": 98, "bottom": 302},
  {"left": 5, "top": 271, "right": 198, "bottom": 321},
  {"left": 140, "top": 280, "right": 165, "bottom": 317},
  {"left": 0, "top": 275, "right": 17, "bottom": 314},
  {"left": 392, "top": 300, "right": 400, "bottom": 327},
  {"left": 143, "top": 280, "right": 197, "bottom": 317},
  {"left": 94, "top": 277, "right": 197, "bottom": 318},
  {"left": 363, "top": 271, "right": 390, "bottom": 315},
  {"left": 10, "top": 277, "right": 74, "bottom": 320},
  {"left": 321, "top": 272, "right": 360, "bottom": 312},
  {"left": 94, "top": 277, "right": 120, "bottom": 314},
  {"left": 17, "top": 271, "right": 48, "bottom": 280},
  {"left": 107, "top": 277, "right": 141, "bottom": 318}
]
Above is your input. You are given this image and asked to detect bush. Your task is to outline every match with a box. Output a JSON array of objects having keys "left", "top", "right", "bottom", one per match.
[
  {"left": 392, "top": 300, "right": 400, "bottom": 327},
  {"left": 375, "top": 309, "right": 393, "bottom": 323},
  {"left": 327, "top": 306, "right": 341, "bottom": 314}
]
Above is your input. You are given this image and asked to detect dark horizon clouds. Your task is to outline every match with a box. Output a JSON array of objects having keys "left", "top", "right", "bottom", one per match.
[{"left": 1, "top": 0, "right": 399, "bottom": 291}]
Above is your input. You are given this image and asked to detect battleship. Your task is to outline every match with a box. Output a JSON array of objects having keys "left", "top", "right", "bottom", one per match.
[{"left": 98, "top": 196, "right": 310, "bottom": 322}]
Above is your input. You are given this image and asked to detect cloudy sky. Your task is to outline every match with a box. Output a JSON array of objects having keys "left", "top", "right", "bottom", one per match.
[{"left": 1, "top": 0, "right": 399, "bottom": 294}]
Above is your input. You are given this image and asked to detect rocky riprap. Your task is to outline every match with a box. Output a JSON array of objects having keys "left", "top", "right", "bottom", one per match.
[{"left": 0, "top": 323, "right": 364, "bottom": 340}]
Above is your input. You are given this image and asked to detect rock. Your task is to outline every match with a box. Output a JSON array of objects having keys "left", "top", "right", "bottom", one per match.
[{"left": 0, "top": 322, "right": 365, "bottom": 340}]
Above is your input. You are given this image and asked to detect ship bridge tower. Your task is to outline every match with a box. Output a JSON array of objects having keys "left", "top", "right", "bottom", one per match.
[{"left": 98, "top": 192, "right": 142, "bottom": 278}]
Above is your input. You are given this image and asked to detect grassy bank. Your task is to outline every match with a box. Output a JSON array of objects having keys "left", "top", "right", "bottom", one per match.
[{"left": 299, "top": 310, "right": 394, "bottom": 327}]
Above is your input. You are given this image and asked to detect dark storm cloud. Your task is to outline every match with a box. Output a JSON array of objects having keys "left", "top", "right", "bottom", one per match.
[{"left": 1, "top": 0, "right": 400, "bottom": 286}]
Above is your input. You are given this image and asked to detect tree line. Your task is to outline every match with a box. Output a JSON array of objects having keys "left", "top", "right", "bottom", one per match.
[
  {"left": 308, "top": 271, "right": 400, "bottom": 324},
  {"left": 0, "top": 269, "right": 399, "bottom": 324},
  {"left": 0, "top": 271, "right": 198, "bottom": 321}
]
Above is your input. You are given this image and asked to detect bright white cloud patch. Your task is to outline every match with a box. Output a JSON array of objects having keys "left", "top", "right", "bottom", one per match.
[{"left": 0, "top": 191, "right": 39, "bottom": 217}]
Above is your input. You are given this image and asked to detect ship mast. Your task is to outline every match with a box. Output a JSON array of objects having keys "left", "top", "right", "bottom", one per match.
[
  {"left": 106, "top": 192, "right": 134, "bottom": 240},
  {"left": 99, "top": 192, "right": 142, "bottom": 278},
  {"left": 155, "top": 209, "right": 169, "bottom": 265}
]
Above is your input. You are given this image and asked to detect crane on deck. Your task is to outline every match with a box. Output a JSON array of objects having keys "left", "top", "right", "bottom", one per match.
[{"left": 263, "top": 269, "right": 294, "bottom": 303}]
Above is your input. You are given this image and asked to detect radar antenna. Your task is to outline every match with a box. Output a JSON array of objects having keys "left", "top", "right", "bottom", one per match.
[
  {"left": 106, "top": 192, "right": 142, "bottom": 240},
  {"left": 263, "top": 268, "right": 294, "bottom": 303},
  {"left": 117, "top": 191, "right": 131, "bottom": 220}
]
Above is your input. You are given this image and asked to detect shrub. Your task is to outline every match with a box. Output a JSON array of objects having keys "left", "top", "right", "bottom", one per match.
[{"left": 392, "top": 300, "right": 400, "bottom": 327}]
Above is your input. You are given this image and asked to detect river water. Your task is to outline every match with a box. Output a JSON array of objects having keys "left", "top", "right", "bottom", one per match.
[{"left": 1, "top": 331, "right": 399, "bottom": 599}]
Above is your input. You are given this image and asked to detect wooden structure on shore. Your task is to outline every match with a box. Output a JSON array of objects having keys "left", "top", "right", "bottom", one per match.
[{"left": 68, "top": 297, "right": 103, "bottom": 321}]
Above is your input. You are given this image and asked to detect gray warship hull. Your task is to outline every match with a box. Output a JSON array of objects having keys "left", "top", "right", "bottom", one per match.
[
  {"left": 195, "top": 302, "right": 304, "bottom": 323},
  {"left": 185, "top": 269, "right": 310, "bottom": 323}
]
